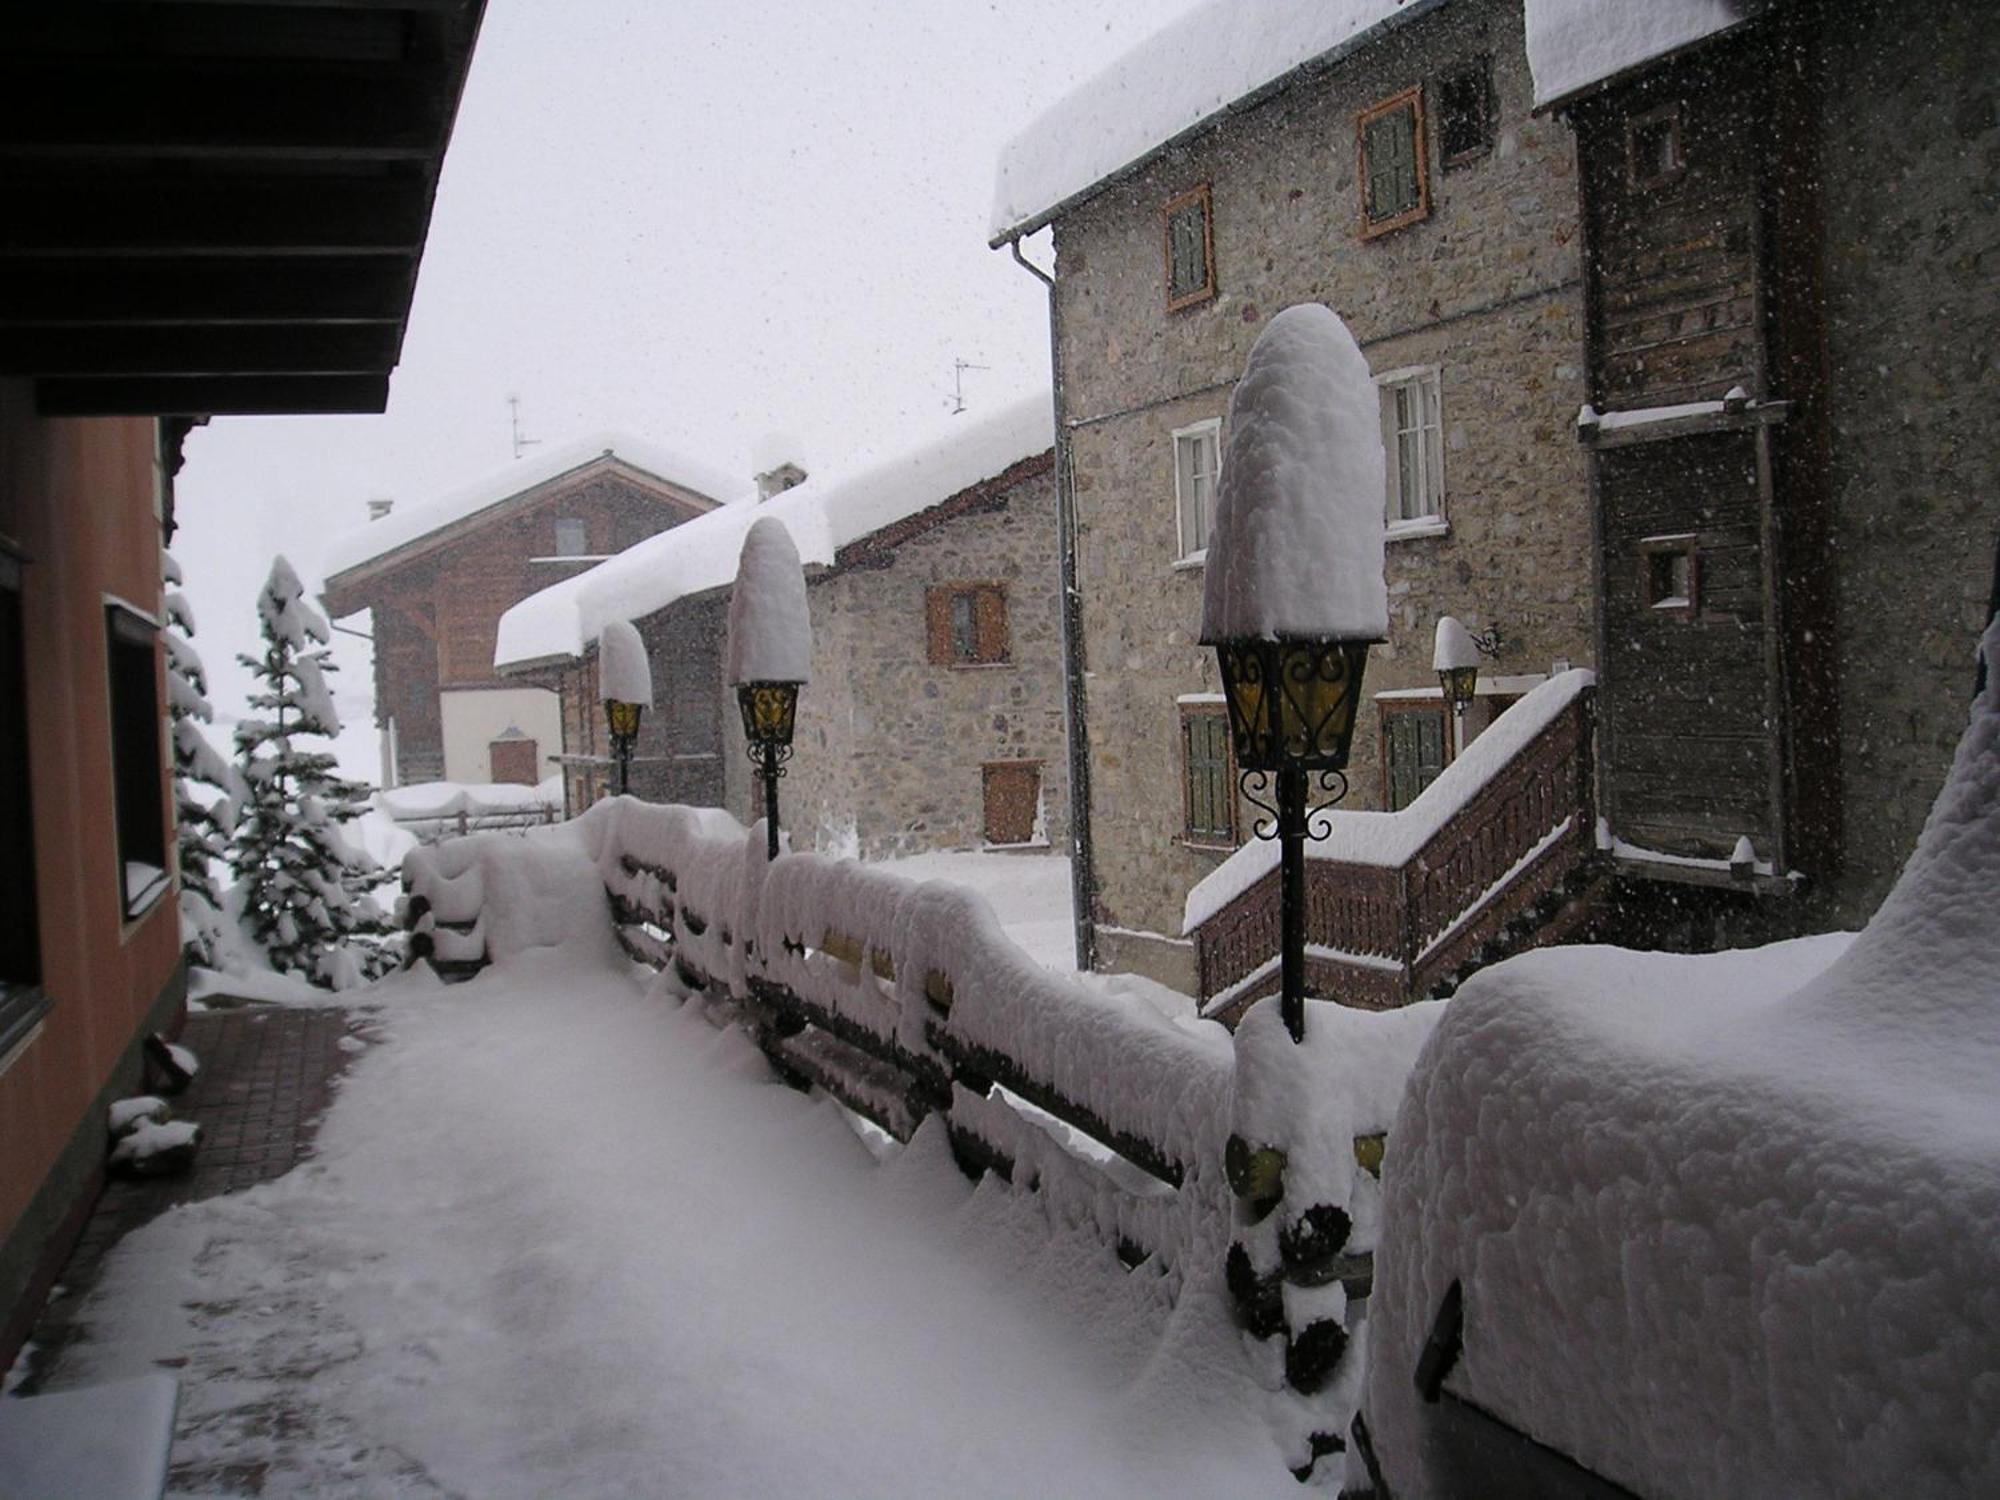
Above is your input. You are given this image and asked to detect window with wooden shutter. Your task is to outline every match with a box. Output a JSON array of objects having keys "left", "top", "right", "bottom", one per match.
[
  {"left": 1382, "top": 704, "right": 1448, "bottom": 812},
  {"left": 1162, "top": 183, "right": 1215, "bottom": 311},
  {"left": 926, "top": 583, "right": 1009, "bottom": 666},
  {"left": 1181, "top": 706, "right": 1236, "bottom": 845},
  {"left": 1358, "top": 86, "right": 1429, "bottom": 238}
]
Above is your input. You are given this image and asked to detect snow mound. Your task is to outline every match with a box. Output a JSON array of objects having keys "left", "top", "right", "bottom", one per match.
[
  {"left": 1200, "top": 304, "right": 1386, "bottom": 643},
  {"left": 1365, "top": 621, "right": 2000, "bottom": 1497},
  {"left": 597, "top": 619, "right": 653, "bottom": 706},
  {"left": 726, "top": 517, "right": 811, "bottom": 685}
]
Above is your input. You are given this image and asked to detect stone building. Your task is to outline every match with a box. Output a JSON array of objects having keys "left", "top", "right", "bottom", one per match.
[
  {"left": 992, "top": 0, "right": 1592, "bottom": 989},
  {"left": 320, "top": 437, "right": 737, "bottom": 788},
  {"left": 992, "top": 0, "right": 2000, "bottom": 994},
  {"left": 496, "top": 397, "right": 1068, "bottom": 858}
]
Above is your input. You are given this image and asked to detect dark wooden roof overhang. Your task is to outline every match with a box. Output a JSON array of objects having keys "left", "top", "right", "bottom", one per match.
[{"left": 0, "top": 0, "right": 486, "bottom": 417}]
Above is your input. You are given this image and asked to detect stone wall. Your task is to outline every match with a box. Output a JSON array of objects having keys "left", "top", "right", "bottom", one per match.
[
  {"left": 724, "top": 464, "right": 1069, "bottom": 861},
  {"left": 1817, "top": 0, "right": 2000, "bottom": 921},
  {"left": 1051, "top": 0, "right": 1589, "bottom": 983}
]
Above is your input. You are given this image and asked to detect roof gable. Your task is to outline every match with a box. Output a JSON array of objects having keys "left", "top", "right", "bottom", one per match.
[{"left": 321, "top": 435, "right": 743, "bottom": 595}]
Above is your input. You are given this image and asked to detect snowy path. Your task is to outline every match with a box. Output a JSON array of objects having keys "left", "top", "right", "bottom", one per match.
[{"left": 62, "top": 955, "right": 1286, "bottom": 1497}]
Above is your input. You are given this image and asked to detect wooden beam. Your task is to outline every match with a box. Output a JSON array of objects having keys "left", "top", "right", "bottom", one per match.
[
  {"left": 0, "top": 258, "right": 415, "bottom": 326},
  {"left": 0, "top": 322, "right": 403, "bottom": 376},
  {"left": 34, "top": 372, "right": 391, "bottom": 416},
  {"left": 0, "top": 62, "right": 447, "bottom": 163},
  {"left": 0, "top": 174, "right": 433, "bottom": 256}
]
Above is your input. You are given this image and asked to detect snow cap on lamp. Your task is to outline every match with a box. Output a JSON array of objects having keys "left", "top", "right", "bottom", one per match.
[
  {"left": 1433, "top": 615, "right": 1480, "bottom": 674},
  {"left": 1200, "top": 303, "right": 1388, "bottom": 644},
  {"left": 727, "top": 516, "right": 812, "bottom": 685},
  {"left": 597, "top": 619, "right": 652, "bottom": 706}
]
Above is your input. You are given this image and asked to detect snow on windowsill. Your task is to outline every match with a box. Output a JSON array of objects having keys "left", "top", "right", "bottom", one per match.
[
  {"left": 1373, "top": 674, "right": 1548, "bottom": 702},
  {"left": 1171, "top": 550, "right": 1207, "bottom": 573},
  {"left": 1183, "top": 668, "right": 1595, "bottom": 933},
  {"left": 1176, "top": 692, "right": 1225, "bottom": 706},
  {"left": 123, "top": 863, "right": 171, "bottom": 922},
  {"left": 1384, "top": 517, "right": 1448, "bottom": 543}
]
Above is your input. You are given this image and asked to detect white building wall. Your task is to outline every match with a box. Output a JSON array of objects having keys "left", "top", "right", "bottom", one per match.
[{"left": 439, "top": 686, "right": 563, "bottom": 784}]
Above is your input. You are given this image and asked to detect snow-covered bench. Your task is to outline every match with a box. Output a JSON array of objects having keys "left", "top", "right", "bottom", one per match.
[{"left": 0, "top": 1373, "right": 179, "bottom": 1499}]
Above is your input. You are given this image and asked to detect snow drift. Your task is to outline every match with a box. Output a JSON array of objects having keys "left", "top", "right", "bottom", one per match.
[{"left": 1365, "top": 619, "right": 2000, "bottom": 1497}]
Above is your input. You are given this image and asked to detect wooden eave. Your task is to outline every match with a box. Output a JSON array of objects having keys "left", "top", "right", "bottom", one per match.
[
  {"left": 321, "top": 455, "right": 723, "bottom": 611},
  {"left": 0, "top": 0, "right": 486, "bottom": 417},
  {"left": 1578, "top": 401, "right": 1790, "bottom": 451}
]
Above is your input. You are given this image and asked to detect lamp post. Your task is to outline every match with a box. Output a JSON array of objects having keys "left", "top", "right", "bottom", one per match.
[
  {"left": 597, "top": 619, "right": 653, "bottom": 800},
  {"left": 1198, "top": 304, "right": 1388, "bottom": 1045},
  {"left": 605, "top": 695, "right": 642, "bottom": 795},
  {"left": 1434, "top": 615, "right": 1480, "bottom": 759},
  {"left": 1210, "top": 637, "right": 1372, "bottom": 1042},
  {"left": 726, "top": 516, "right": 812, "bottom": 863},
  {"left": 737, "top": 679, "right": 799, "bottom": 862}
]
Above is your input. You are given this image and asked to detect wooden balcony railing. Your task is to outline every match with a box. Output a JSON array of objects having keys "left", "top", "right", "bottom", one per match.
[{"left": 1194, "top": 683, "right": 1598, "bottom": 1021}]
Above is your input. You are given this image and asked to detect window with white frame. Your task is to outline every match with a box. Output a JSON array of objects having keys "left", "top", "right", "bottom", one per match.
[
  {"left": 1173, "top": 418, "right": 1221, "bottom": 561},
  {"left": 1377, "top": 366, "right": 1444, "bottom": 531}
]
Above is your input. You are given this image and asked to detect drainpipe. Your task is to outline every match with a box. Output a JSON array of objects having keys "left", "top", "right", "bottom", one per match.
[{"left": 1008, "top": 234, "right": 1097, "bottom": 972}]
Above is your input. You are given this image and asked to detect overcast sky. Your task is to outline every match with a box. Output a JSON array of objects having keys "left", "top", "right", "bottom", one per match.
[{"left": 172, "top": 0, "right": 1203, "bottom": 776}]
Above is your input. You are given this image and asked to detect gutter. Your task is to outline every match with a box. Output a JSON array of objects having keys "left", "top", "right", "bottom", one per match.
[{"left": 1007, "top": 235, "right": 1097, "bottom": 973}]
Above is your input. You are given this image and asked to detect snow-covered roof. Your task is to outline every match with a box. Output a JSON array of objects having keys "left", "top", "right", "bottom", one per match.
[
  {"left": 990, "top": 0, "right": 1446, "bottom": 243},
  {"left": 494, "top": 395, "right": 1054, "bottom": 671},
  {"left": 1524, "top": 0, "right": 1767, "bottom": 110},
  {"left": 320, "top": 432, "right": 748, "bottom": 584}
]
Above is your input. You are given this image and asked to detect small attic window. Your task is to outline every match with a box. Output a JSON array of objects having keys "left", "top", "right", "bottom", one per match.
[
  {"left": 1163, "top": 183, "right": 1215, "bottom": 311},
  {"left": 554, "top": 517, "right": 587, "bottom": 557},
  {"left": 1641, "top": 534, "right": 1698, "bottom": 619},
  {"left": 1437, "top": 59, "right": 1493, "bottom": 166},
  {"left": 1627, "top": 102, "right": 1684, "bottom": 190}
]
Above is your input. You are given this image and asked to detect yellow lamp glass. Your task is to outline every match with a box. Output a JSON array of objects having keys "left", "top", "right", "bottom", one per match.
[
  {"left": 1217, "top": 638, "right": 1370, "bottom": 772},
  {"left": 605, "top": 697, "right": 643, "bottom": 739},
  {"left": 737, "top": 681, "right": 800, "bottom": 747}
]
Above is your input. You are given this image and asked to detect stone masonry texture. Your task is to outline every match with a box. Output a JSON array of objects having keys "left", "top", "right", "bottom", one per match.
[{"left": 1052, "top": 0, "right": 1589, "bottom": 986}]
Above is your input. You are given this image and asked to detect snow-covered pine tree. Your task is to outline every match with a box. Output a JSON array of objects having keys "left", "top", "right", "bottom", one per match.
[
  {"left": 162, "top": 549, "right": 240, "bottom": 967},
  {"left": 229, "top": 556, "right": 391, "bottom": 987}
]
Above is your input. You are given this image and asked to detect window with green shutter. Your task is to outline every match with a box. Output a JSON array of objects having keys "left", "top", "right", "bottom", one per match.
[
  {"left": 1183, "top": 707, "right": 1236, "bottom": 845},
  {"left": 1357, "top": 86, "right": 1429, "bottom": 238},
  {"left": 1384, "top": 706, "right": 1448, "bottom": 812},
  {"left": 1162, "top": 183, "right": 1215, "bottom": 311}
]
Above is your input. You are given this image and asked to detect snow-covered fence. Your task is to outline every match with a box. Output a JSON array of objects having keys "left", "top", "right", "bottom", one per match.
[
  {"left": 401, "top": 797, "right": 1438, "bottom": 1475},
  {"left": 1189, "top": 671, "right": 1600, "bottom": 1019}
]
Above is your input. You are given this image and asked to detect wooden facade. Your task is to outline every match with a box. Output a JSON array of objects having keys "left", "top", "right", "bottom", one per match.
[{"left": 324, "top": 454, "right": 722, "bottom": 786}]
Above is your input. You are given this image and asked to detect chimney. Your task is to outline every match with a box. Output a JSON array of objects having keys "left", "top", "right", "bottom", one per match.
[
  {"left": 754, "top": 463, "right": 807, "bottom": 502},
  {"left": 367, "top": 498, "right": 394, "bottom": 522}
]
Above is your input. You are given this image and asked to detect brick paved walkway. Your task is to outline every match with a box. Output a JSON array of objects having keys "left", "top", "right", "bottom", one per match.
[{"left": 14, "top": 1003, "right": 365, "bottom": 1394}]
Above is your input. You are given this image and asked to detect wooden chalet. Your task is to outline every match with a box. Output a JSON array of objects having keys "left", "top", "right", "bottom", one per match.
[
  {"left": 321, "top": 442, "right": 732, "bottom": 788},
  {"left": 1, "top": 0, "right": 482, "bottom": 1377}
]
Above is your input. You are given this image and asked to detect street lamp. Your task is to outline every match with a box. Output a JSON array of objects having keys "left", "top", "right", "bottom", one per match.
[
  {"left": 737, "top": 679, "right": 799, "bottom": 862},
  {"left": 605, "top": 695, "right": 642, "bottom": 795},
  {"left": 598, "top": 619, "right": 652, "bottom": 799},
  {"left": 1199, "top": 304, "right": 1388, "bottom": 1043},
  {"left": 1434, "top": 615, "right": 1480, "bottom": 759},
  {"left": 1210, "top": 638, "right": 1372, "bottom": 1041},
  {"left": 727, "top": 516, "right": 812, "bottom": 863}
]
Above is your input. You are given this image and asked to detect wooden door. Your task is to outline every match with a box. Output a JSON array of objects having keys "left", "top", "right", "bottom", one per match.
[{"left": 982, "top": 761, "right": 1041, "bottom": 846}]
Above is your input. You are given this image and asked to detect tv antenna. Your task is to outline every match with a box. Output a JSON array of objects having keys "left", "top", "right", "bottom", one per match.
[
  {"left": 508, "top": 395, "right": 542, "bottom": 459},
  {"left": 948, "top": 358, "right": 989, "bottom": 415}
]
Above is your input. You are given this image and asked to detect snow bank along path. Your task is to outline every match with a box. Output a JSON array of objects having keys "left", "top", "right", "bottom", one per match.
[
  {"left": 60, "top": 941, "right": 1293, "bottom": 1496},
  {"left": 395, "top": 796, "right": 1461, "bottom": 1477},
  {"left": 1366, "top": 619, "right": 2000, "bottom": 1498}
]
